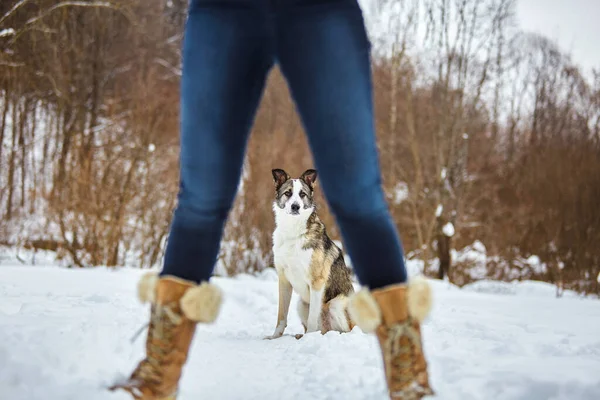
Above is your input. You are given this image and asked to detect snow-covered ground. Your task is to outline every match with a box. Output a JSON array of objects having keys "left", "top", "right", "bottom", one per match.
[{"left": 1, "top": 264, "right": 599, "bottom": 400}]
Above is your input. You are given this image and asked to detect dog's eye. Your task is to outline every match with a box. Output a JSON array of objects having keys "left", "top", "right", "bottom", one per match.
[
  {"left": 299, "top": 191, "right": 306, "bottom": 198},
  {"left": 284, "top": 191, "right": 292, "bottom": 197}
]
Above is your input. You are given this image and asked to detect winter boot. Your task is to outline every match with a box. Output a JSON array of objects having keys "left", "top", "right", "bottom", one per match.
[
  {"left": 109, "top": 272, "right": 222, "bottom": 400},
  {"left": 348, "top": 277, "right": 434, "bottom": 399}
]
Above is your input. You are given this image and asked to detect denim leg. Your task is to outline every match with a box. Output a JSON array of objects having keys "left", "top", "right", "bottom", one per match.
[
  {"left": 276, "top": 0, "right": 407, "bottom": 288},
  {"left": 161, "top": 2, "right": 273, "bottom": 283}
]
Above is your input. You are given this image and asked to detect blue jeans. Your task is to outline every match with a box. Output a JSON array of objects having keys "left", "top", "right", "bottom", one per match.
[{"left": 161, "top": 0, "right": 408, "bottom": 289}]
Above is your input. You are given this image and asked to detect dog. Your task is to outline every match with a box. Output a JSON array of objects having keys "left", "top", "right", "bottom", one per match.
[{"left": 266, "top": 168, "right": 355, "bottom": 339}]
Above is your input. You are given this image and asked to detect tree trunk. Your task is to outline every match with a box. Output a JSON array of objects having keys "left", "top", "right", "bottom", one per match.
[
  {"left": 0, "top": 91, "right": 9, "bottom": 167},
  {"left": 5, "top": 100, "right": 18, "bottom": 219},
  {"left": 437, "top": 230, "right": 451, "bottom": 280},
  {"left": 19, "top": 99, "right": 29, "bottom": 209}
]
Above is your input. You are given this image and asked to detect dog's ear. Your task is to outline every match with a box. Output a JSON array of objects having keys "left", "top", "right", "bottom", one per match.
[
  {"left": 272, "top": 169, "right": 290, "bottom": 190},
  {"left": 300, "top": 169, "right": 318, "bottom": 188}
]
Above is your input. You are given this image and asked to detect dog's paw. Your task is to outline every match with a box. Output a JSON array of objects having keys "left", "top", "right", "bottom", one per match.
[
  {"left": 294, "top": 333, "right": 304, "bottom": 340},
  {"left": 263, "top": 333, "right": 283, "bottom": 340}
]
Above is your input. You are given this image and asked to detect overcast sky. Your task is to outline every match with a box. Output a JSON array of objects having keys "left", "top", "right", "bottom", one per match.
[
  {"left": 517, "top": 0, "right": 600, "bottom": 73},
  {"left": 360, "top": 0, "right": 600, "bottom": 75}
]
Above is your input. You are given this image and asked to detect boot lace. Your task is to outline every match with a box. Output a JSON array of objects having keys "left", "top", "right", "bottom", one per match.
[
  {"left": 384, "top": 320, "right": 429, "bottom": 399},
  {"left": 132, "top": 303, "right": 183, "bottom": 385}
]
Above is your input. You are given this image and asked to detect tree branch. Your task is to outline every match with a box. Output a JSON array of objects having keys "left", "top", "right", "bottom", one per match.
[
  {"left": 0, "top": 0, "right": 30, "bottom": 26},
  {"left": 25, "top": 1, "right": 117, "bottom": 27}
]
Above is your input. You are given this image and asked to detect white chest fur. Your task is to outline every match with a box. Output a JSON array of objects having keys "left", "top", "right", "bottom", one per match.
[{"left": 272, "top": 204, "right": 314, "bottom": 303}]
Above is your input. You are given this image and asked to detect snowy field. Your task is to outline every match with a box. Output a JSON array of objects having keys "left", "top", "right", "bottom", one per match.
[{"left": 1, "top": 264, "right": 600, "bottom": 400}]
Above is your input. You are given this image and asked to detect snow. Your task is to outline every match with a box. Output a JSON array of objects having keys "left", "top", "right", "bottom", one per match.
[
  {"left": 452, "top": 240, "right": 488, "bottom": 280},
  {"left": 0, "top": 28, "right": 16, "bottom": 37},
  {"left": 526, "top": 255, "right": 548, "bottom": 275},
  {"left": 461, "top": 280, "right": 583, "bottom": 299},
  {"left": 1, "top": 265, "right": 600, "bottom": 400},
  {"left": 392, "top": 181, "right": 409, "bottom": 204},
  {"left": 442, "top": 222, "right": 455, "bottom": 237},
  {"left": 451, "top": 241, "right": 553, "bottom": 281},
  {"left": 440, "top": 168, "right": 447, "bottom": 180},
  {"left": 435, "top": 204, "right": 443, "bottom": 217}
]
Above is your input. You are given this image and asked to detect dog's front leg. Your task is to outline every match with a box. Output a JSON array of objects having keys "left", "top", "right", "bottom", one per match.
[
  {"left": 265, "top": 271, "right": 293, "bottom": 340},
  {"left": 306, "top": 285, "right": 324, "bottom": 333}
]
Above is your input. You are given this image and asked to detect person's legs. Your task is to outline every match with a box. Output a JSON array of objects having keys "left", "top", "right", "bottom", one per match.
[
  {"left": 111, "top": 2, "right": 274, "bottom": 398},
  {"left": 276, "top": 2, "right": 433, "bottom": 398},
  {"left": 161, "top": 0, "right": 273, "bottom": 283},
  {"left": 276, "top": 0, "right": 406, "bottom": 290}
]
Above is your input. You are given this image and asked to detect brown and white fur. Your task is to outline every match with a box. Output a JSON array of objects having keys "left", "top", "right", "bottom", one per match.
[{"left": 266, "top": 168, "right": 355, "bottom": 339}]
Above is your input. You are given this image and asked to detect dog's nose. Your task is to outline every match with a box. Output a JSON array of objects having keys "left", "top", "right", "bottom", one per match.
[{"left": 291, "top": 203, "right": 300, "bottom": 212}]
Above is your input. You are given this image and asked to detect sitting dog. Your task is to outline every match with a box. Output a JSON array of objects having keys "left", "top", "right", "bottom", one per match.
[{"left": 266, "top": 168, "right": 355, "bottom": 339}]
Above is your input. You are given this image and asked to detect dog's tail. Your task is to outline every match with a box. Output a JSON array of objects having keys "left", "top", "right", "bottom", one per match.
[{"left": 322, "top": 294, "right": 354, "bottom": 333}]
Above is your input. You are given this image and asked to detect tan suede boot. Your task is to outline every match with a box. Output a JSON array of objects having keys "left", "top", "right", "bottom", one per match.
[
  {"left": 348, "top": 277, "right": 434, "bottom": 399},
  {"left": 109, "top": 273, "right": 222, "bottom": 400}
]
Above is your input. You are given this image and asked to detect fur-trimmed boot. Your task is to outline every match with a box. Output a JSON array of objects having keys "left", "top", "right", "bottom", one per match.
[
  {"left": 109, "top": 272, "right": 222, "bottom": 400},
  {"left": 348, "top": 277, "right": 434, "bottom": 399}
]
